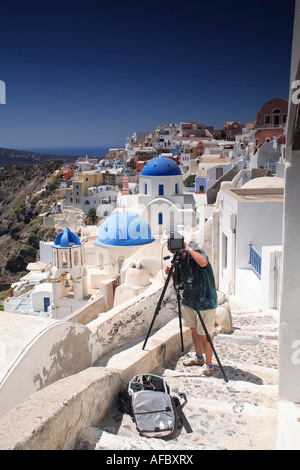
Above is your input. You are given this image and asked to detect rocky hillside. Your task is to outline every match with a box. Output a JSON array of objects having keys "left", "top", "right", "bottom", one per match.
[{"left": 0, "top": 160, "right": 63, "bottom": 291}]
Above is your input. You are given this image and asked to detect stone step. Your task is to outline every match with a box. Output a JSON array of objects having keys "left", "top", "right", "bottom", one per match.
[
  {"left": 213, "top": 336, "right": 278, "bottom": 373},
  {"left": 76, "top": 427, "right": 222, "bottom": 451},
  {"left": 79, "top": 357, "right": 278, "bottom": 451},
  {"left": 232, "top": 326, "right": 279, "bottom": 337},
  {"left": 163, "top": 371, "right": 277, "bottom": 393},
  {"left": 76, "top": 298, "right": 280, "bottom": 451},
  {"left": 162, "top": 369, "right": 277, "bottom": 412},
  {"left": 231, "top": 315, "right": 277, "bottom": 326},
  {"left": 175, "top": 395, "right": 277, "bottom": 450},
  {"left": 77, "top": 378, "right": 278, "bottom": 451}
]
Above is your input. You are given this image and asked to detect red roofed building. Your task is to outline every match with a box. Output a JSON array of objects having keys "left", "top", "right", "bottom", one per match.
[{"left": 254, "top": 98, "right": 288, "bottom": 151}]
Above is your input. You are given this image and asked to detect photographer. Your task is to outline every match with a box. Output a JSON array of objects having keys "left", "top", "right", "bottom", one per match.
[{"left": 165, "top": 241, "right": 218, "bottom": 376}]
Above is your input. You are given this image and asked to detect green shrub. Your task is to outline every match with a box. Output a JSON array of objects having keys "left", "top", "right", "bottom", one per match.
[
  {"left": 19, "top": 245, "right": 37, "bottom": 262},
  {"left": 26, "top": 232, "right": 39, "bottom": 249},
  {"left": 183, "top": 174, "right": 196, "bottom": 187},
  {"left": 7, "top": 196, "right": 27, "bottom": 220}
]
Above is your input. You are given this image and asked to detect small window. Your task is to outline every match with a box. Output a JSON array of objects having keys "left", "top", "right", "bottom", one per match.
[
  {"left": 158, "top": 213, "right": 163, "bottom": 225},
  {"left": 175, "top": 183, "right": 178, "bottom": 194},
  {"left": 216, "top": 168, "right": 223, "bottom": 179},
  {"left": 265, "top": 115, "right": 271, "bottom": 125},
  {"left": 144, "top": 183, "right": 147, "bottom": 194},
  {"left": 159, "top": 184, "right": 164, "bottom": 196}
]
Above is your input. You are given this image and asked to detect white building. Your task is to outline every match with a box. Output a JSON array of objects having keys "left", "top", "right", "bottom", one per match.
[
  {"left": 3, "top": 229, "right": 91, "bottom": 319},
  {"left": 179, "top": 141, "right": 203, "bottom": 174},
  {"left": 49, "top": 228, "right": 89, "bottom": 319},
  {"left": 113, "top": 160, "right": 124, "bottom": 170},
  {"left": 125, "top": 131, "right": 152, "bottom": 159},
  {"left": 90, "top": 211, "right": 155, "bottom": 291},
  {"left": 218, "top": 177, "right": 284, "bottom": 310},
  {"left": 75, "top": 158, "right": 94, "bottom": 173},
  {"left": 197, "top": 160, "right": 235, "bottom": 190},
  {"left": 83, "top": 184, "right": 117, "bottom": 214},
  {"left": 31, "top": 283, "right": 53, "bottom": 314},
  {"left": 276, "top": 0, "right": 300, "bottom": 449},
  {"left": 136, "top": 156, "right": 196, "bottom": 235},
  {"left": 155, "top": 124, "right": 179, "bottom": 149}
]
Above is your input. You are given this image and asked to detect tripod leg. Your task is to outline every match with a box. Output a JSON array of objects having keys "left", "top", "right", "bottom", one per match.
[
  {"left": 176, "top": 290, "right": 184, "bottom": 352},
  {"left": 178, "top": 266, "right": 228, "bottom": 383},
  {"left": 142, "top": 265, "right": 174, "bottom": 350}
]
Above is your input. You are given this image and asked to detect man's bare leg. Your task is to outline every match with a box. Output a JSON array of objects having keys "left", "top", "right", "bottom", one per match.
[
  {"left": 191, "top": 327, "right": 204, "bottom": 358},
  {"left": 182, "top": 328, "right": 205, "bottom": 366},
  {"left": 201, "top": 334, "right": 213, "bottom": 366}
]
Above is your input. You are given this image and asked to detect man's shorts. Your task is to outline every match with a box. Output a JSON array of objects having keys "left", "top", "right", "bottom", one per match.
[{"left": 181, "top": 305, "right": 216, "bottom": 336}]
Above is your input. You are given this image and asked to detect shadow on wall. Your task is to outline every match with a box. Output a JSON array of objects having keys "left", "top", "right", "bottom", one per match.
[{"left": 0, "top": 276, "right": 175, "bottom": 419}]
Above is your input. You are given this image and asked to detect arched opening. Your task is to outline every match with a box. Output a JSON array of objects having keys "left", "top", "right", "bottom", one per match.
[
  {"left": 272, "top": 109, "right": 281, "bottom": 126},
  {"left": 73, "top": 250, "right": 79, "bottom": 267},
  {"left": 62, "top": 250, "right": 68, "bottom": 267},
  {"left": 61, "top": 272, "right": 73, "bottom": 298}
]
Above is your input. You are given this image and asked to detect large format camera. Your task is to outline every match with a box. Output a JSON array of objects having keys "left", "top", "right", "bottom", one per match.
[{"left": 167, "top": 231, "right": 185, "bottom": 253}]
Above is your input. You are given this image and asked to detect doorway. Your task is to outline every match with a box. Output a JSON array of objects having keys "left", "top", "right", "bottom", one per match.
[{"left": 43, "top": 297, "right": 50, "bottom": 312}]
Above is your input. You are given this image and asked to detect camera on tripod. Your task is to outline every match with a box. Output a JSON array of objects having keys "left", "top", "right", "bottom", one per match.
[
  {"left": 144, "top": 230, "right": 228, "bottom": 382},
  {"left": 167, "top": 231, "right": 185, "bottom": 253}
]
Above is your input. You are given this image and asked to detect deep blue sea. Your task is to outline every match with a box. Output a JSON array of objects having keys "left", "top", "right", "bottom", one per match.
[{"left": 22, "top": 145, "right": 124, "bottom": 157}]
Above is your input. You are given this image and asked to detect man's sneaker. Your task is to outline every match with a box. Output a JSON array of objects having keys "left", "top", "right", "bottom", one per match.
[
  {"left": 201, "top": 365, "right": 215, "bottom": 376},
  {"left": 183, "top": 355, "right": 205, "bottom": 367}
]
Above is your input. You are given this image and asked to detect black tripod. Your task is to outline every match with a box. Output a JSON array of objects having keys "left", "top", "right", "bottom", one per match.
[{"left": 142, "top": 251, "right": 228, "bottom": 383}]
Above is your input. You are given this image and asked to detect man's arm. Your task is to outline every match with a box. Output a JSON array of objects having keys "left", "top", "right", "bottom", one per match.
[{"left": 185, "top": 243, "right": 208, "bottom": 268}]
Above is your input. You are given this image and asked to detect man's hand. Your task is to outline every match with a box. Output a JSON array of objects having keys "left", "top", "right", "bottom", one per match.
[{"left": 185, "top": 242, "right": 208, "bottom": 268}]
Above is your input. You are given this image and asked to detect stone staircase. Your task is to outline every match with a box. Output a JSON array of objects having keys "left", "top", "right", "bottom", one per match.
[{"left": 76, "top": 297, "right": 279, "bottom": 451}]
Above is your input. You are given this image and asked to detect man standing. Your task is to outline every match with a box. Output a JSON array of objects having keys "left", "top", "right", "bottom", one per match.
[{"left": 165, "top": 241, "right": 218, "bottom": 376}]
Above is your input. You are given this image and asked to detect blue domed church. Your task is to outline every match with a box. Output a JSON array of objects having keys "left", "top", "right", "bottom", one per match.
[
  {"left": 91, "top": 211, "right": 155, "bottom": 286},
  {"left": 137, "top": 156, "right": 196, "bottom": 235},
  {"left": 49, "top": 228, "right": 88, "bottom": 318}
]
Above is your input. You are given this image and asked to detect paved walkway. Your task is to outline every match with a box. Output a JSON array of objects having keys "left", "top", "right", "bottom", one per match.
[{"left": 76, "top": 297, "right": 279, "bottom": 451}]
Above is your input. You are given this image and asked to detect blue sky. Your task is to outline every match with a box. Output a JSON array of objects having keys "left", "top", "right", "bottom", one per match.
[{"left": 0, "top": 0, "right": 296, "bottom": 151}]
